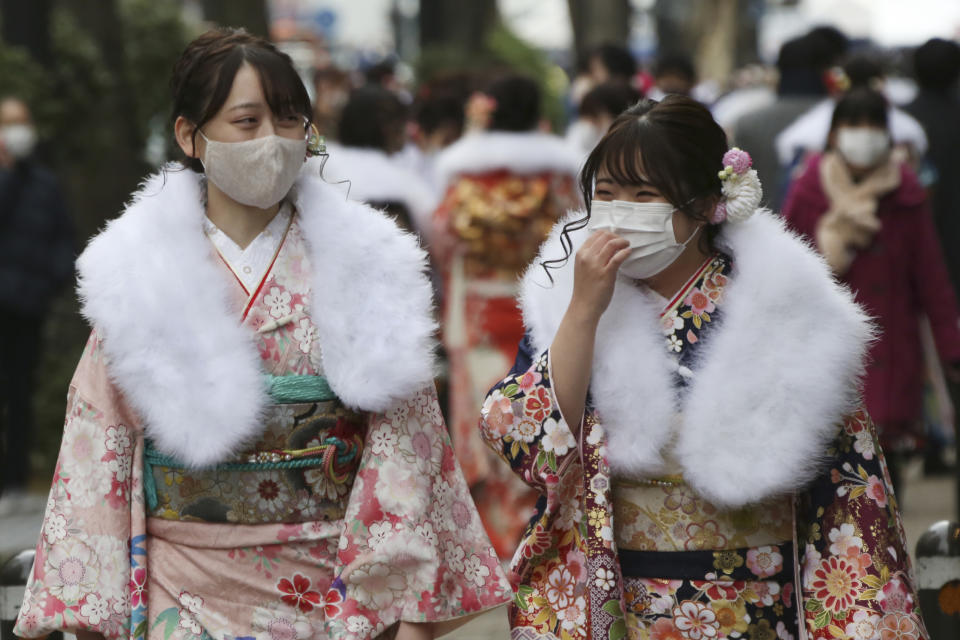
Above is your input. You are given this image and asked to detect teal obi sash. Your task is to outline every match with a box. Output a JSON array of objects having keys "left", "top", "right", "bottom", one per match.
[{"left": 143, "top": 375, "right": 364, "bottom": 521}]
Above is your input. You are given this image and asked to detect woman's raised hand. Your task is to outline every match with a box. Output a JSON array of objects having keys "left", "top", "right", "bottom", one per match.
[
  {"left": 571, "top": 230, "right": 631, "bottom": 323},
  {"left": 549, "top": 230, "right": 630, "bottom": 435}
]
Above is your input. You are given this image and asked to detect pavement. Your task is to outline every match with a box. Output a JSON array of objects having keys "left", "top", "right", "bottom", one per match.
[{"left": 1, "top": 462, "right": 954, "bottom": 640}]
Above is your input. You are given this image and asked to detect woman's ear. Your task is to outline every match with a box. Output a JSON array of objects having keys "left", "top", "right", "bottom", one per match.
[{"left": 174, "top": 116, "right": 199, "bottom": 159}]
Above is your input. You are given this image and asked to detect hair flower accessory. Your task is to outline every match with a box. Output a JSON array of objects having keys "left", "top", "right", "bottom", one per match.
[{"left": 714, "top": 147, "right": 762, "bottom": 224}]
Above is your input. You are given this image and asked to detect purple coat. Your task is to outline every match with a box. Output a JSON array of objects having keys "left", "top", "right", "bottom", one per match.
[{"left": 783, "top": 154, "right": 960, "bottom": 425}]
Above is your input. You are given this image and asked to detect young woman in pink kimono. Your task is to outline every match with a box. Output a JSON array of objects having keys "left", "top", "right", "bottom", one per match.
[
  {"left": 14, "top": 28, "right": 510, "bottom": 640},
  {"left": 480, "top": 96, "right": 928, "bottom": 640}
]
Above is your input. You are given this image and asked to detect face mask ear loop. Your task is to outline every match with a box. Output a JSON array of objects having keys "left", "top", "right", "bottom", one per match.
[
  {"left": 679, "top": 223, "right": 703, "bottom": 248},
  {"left": 195, "top": 129, "right": 210, "bottom": 169}
]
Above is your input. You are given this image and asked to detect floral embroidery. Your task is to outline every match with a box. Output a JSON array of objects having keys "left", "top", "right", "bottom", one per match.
[
  {"left": 672, "top": 601, "right": 720, "bottom": 639},
  {"left": 16, "top": 222, "right": 511, "bottom": 640},
  {"left": 660, "top": 253, "right": 732, "bottom": 385},
  {"left": 277, "top": 574, "right": 323, "bottom": 613},
  {"left": 480, "top": 320, "right": 923, "bottom": 640},
  {"left": 811, "top": 556, "right": 861, "bottom": 613}
]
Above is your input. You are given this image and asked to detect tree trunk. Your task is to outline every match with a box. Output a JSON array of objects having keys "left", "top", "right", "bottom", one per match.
[
  {"left": 567, "top": 0, "right": 631, "bottom": 64},
  {"left": 0, "top": 0, "right": 53, "bottom": 66},
  {"left": 694, "top": 0, "right": 737, "bottom": 86},
  {"left": 61, "top": 0, "right": 148, "bottom": 234},
  {"left": 201, "top": 0, "right": 270, "bottom": 37},
  {"left": 419, "top": 0, "right": 497, "bottom": 54},
  {"left": 653, "top": 0, "right": 758, "bottom": 86}
]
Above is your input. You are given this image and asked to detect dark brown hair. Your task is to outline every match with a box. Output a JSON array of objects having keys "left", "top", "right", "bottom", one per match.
[
  {"left": 487, "top": 74, "right": 540, "bottom": 132},
  {"left": 544, "top": 95, "right": 729, "bottom": 276},
  {"left": 170, "top": 28, "right": 312, "bottom": 172}
]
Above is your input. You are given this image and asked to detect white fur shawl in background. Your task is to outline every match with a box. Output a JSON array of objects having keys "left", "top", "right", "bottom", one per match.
[
  {"left": 521, "top": 210, "right": 874, "bottom": 508},
  {"left": 312, "top": 145, "right": 440, "bottom": 238},
  {"left": 433, "top": 130, "right": 582, "bottom": 189},
  {"left": 77, "top": 164, "right": 437, "bottom": 467}
]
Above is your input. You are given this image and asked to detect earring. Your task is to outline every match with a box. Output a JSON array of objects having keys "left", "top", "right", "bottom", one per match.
[{"left": 307, "top": 123, "right": 326, "bottom": 157}]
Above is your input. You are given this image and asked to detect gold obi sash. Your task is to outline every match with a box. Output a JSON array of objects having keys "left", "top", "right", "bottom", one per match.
[
  {"left": 612, "top": 476, "right": 794, "bottom": 552},
  {"left": 144, "top": 375, "right": 365, "bottom": 525}
]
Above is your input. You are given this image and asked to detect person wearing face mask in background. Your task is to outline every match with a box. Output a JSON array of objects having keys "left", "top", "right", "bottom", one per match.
[
  {"left": 479, "top": 95, "right": 927, "bottom": 639},
  {"left": 564, "top": 81, "right": 642, "bottom": 162},
  {"left": 0, "top": 96, "right": 74, "bottom": 514},
  {"left": 13, "top": 29, "right": 510, "bottom": 640},
  {"left": 783, "top": 87, "right": 960, "bottom": 503}
]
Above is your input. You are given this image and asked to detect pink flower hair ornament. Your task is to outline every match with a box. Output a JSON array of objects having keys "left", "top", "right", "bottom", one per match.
[{"left": 713, "top": 147, "right": 762, "bottom": 224}]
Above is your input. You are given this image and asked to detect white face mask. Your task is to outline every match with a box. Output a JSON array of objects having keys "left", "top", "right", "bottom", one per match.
[
  {"left": 835, "top": 127, "right": 890, "bottom": 168},
  {"left": 199, "top": 131, "right": 306, "bottom": 209},
  {"left": 588, "top": 199, "right": 700, "bottom": 279},
  {"left": 1, "top": 124, "right": 37, "bottom": 159}
]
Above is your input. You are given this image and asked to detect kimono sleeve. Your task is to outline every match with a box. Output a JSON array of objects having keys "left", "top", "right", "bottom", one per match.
[
  {"left": 796, "top": 409, "right": 929, "bottom": 640},
  {"left": 325, "top": 384, "right": 511, "bottom": 639},
  {"left": 479, "top": 337, "right": 581, "bottom": 494},
  {"left": 14, "top": 330, "right": 145, "bottom": 640}
]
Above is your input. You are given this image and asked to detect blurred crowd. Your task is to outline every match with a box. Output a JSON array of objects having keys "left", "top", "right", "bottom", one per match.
[{"left": 3, "top": 23, "right": 960, "bottom": 546}]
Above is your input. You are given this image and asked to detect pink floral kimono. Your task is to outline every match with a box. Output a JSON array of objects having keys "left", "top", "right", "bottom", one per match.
[
  {"left": 480, "top": 211, "right": 928, "bottom": 640},
  {"left": 14, "top": 166, "right": 511, "bottom": 640}
]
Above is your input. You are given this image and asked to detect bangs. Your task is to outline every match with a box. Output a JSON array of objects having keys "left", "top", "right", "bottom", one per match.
[
  {"left": 244, "top": 47, "right": 312, "bottom": 120},
  {"left": 595, "top": 125, "right": 649, "bottom": 188}
]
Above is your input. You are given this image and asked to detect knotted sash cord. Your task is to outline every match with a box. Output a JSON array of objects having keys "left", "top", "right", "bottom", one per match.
[{"left": 143, "top": 374, "right": 355, "bottom": 511}]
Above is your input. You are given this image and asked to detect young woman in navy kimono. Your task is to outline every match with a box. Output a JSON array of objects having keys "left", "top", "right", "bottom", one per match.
[{"left": 480, "top": 96, "right": 928, "bottom": 640}]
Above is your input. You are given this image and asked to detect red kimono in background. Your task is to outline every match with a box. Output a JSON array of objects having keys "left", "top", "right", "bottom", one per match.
[{"left": 430, "top": 131, "right": 582, "bottom": 556}]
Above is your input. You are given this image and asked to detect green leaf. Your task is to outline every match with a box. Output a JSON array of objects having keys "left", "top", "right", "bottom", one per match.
[
  {"left": 514, "top": 585, "right": 533, "bottom": 611},
  {"left": 602, "top": 599, "right": 624, "bottom": 617},
  {"left": 833, "top": 608, "right": 848, "bottom": 620},
  {"left": 534, "top": 450, "right": 546, "bottom": 470},
  {"left": 547, "top": 450, "right": 558, "bottom": 472},
  {"left": 861, "top": 574, "right": 883, "bottom": 589},
  {"left": 503, "top": 383, "right": 521, "bottom": 398},
  {"left": 609, "top": 619, "right": 627, "bottom": 640},
  {"left": 814, "top": 609, "right": 831, "bottom": 630},
  {"left": 133, "top": 619, "right": 147, "bottom": 640},
  {"left": 804, "top": 598, "right": 823, "bottom": 612},
  {"left": 151, "top": 607, "right": 180, "bottom": 640}
]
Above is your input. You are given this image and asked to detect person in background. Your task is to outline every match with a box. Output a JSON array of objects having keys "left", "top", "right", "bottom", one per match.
[
  {"left": 569, "top": 43, "right": 638, "bottom": 108},
  {"left": 430, "top": 74, "right": 581, "bottom": 558},
  {"left": 775, "top": 54, "right": 928, "bottom": 178},
  {"left": 783, "top": 88, "right": 960, "bottom": 499},
  {"left": 904, "top": 38, "right": 960, "bottom": 476},
  {"left": 904, "top": 38, "right": 960, "bottom": 294},
  {"left": 318, "top": 86, "right": 438, "bottom": 241},
  {"left": 646, "top": 53, "right": 697, "bottom": 101},
  {"left": 397, "top": 79, "right": 468, "bottom": 194},
  {"left": 311, "top": 65, "right": 351, "bottom": 140},
  {"left": 732, "top": 34, "right": 831, "bottom": 209},
  {"left": 0, "top": 96, "right": 74, "bottom": 512},
  {"left": 565, "top": 81, "right": 641, "bottom": 160}
]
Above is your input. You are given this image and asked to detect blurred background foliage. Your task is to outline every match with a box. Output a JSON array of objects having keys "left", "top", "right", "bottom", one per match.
[{"left": 1, "top": 0, "right": 194, "bottom": 480}]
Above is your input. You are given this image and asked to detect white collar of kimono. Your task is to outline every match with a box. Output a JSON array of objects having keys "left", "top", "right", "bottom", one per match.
[
  {"left": 76, "top": 164, "right": 437, "bottom": 467},
  {"left": 203, "top": 199, "right": 293, "bottom": 292},
  {"left": 520, "top": 210, "right": 874, "bottom": 508}
]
